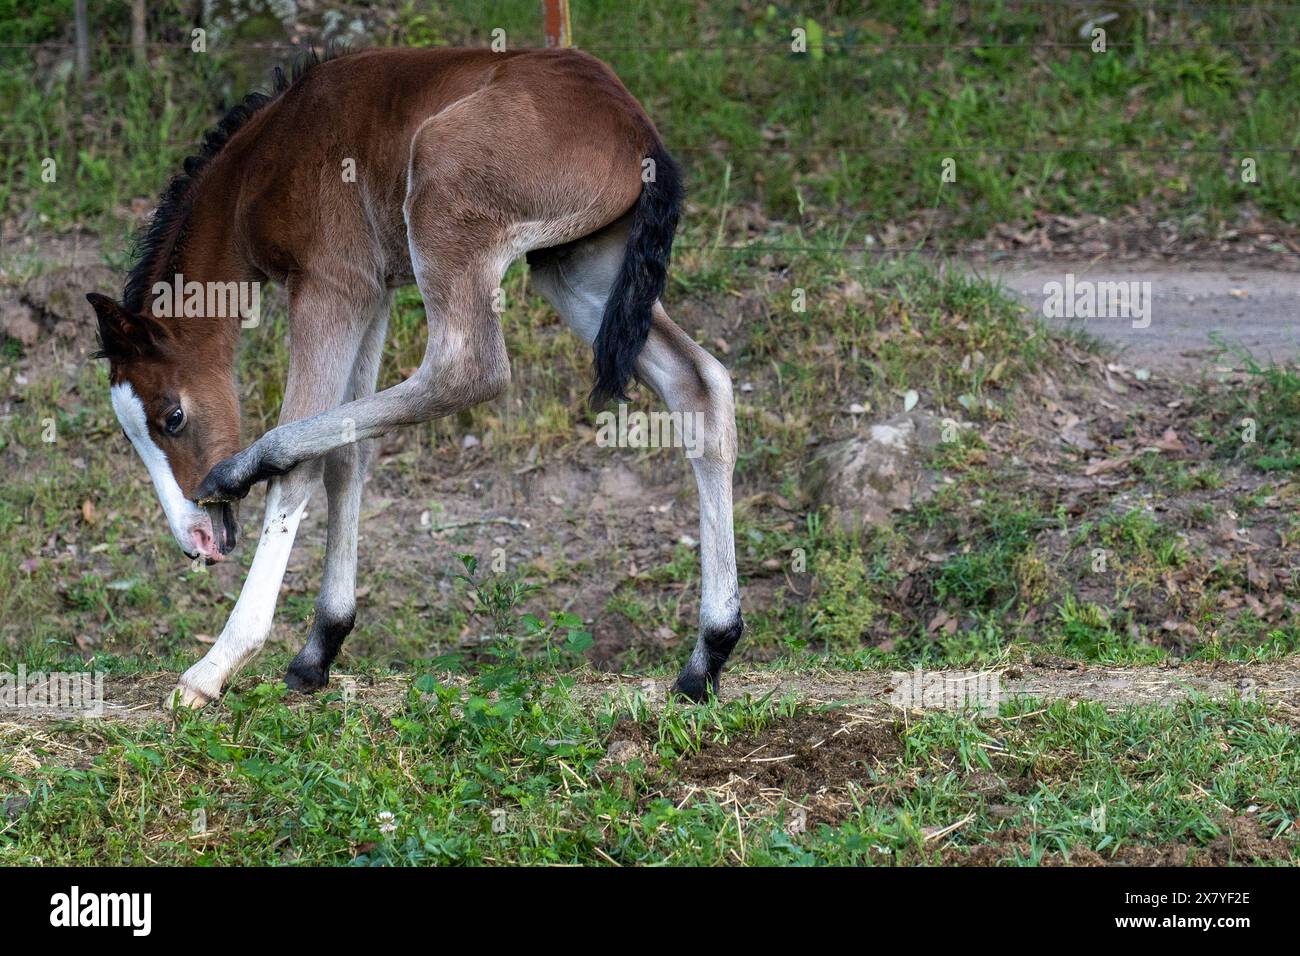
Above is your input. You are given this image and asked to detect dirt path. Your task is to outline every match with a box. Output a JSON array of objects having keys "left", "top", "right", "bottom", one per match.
[
  {"left": 975, "top": 260, "right": 1300, "bottom": 373},
  {"left": 575, "top": 659, "right": 1300, "bottom": 714},
  {"left": 4, "top": 659, "right": 1298, "bottom": 727}
]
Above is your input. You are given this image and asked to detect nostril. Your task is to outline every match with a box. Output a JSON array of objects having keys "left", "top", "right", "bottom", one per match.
[{"left": 191, "top": 527, "right": 215, "bottom": 556}]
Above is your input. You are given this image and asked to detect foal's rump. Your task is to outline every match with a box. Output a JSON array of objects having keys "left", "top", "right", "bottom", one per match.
[
  {"left": 401, "top": 47, "right": 671, "bottom": 251},
  {"left": 397, "top": 47, "right": 681, "bottom": 400}
]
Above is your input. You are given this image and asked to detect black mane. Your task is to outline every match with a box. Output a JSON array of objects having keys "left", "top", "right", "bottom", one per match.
[{"left": 122, "top": 48, "right": 335, "bottom": 314}]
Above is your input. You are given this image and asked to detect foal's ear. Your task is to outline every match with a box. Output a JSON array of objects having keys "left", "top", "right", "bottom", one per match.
[{"left": 87, "top": 293, "right": 168, "bottom": 360}]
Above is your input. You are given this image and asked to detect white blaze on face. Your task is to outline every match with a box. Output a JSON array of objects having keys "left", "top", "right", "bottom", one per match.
[{"left": 110, "top": 382, "right": 212, "bottom": 557}]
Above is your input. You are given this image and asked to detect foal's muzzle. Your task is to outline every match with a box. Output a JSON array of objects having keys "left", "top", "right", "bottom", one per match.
[
  {"left": 219, "top": 501, "right": 239, "bottom": 555},
  {"left": 201, "top": 501, "right": 239, "bottom": 561}
]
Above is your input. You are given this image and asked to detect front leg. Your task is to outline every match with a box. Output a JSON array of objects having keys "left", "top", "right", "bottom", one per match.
[
  {"left": 194, "top": 294, "right": 513, "bottom": 506},
  {"left": 284, "top": 307, "right": 390, "bottom": 693},
  {"left": 283, "top": 441, "right": 370, "bottom": 692},
  {"left": 175, "top": 279, "right": 379, "bottom": 706},
  {"left": 169, "top": 478, "right": 309, "bottom": 707}
]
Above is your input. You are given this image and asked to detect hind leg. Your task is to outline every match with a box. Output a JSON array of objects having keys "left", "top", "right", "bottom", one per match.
[
  {"left": 285, "top": 302, "right": 390, "bottom": 692},
  {"left": 639, "top": 312, "right": 742, "bottom": 700},
  {"left": 531, "top": 229, "right": 742, "bottom": 701}
]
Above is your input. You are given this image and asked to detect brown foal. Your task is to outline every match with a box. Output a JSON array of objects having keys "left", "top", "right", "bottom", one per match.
[{"left": 87, "top": 47, "right": 742, "bottom": 708}]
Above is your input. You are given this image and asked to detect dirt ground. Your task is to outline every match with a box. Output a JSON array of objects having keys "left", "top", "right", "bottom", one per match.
[
  {"left": 654, "top": 706, "right": 1295, "bottom": 865},
  {"left": 5, "top": 250, "right": 1300, "bottom": 721},
  {"left": 4, "top": 657, "right": 1297, "bottom": 726}
]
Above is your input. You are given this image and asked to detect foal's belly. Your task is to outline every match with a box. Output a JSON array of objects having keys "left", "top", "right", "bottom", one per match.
[{"left": 384, "top": 267, "right": 417, "bottom": 289}]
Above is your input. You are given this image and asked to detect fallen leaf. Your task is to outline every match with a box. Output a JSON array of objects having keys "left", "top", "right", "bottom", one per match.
[
  {"left": 1155, "top": 428, "right": 1186, "bottom": 453},
  {"left": 1246, "top": 557, "right": 1272, "bottom": 591},
  {"left": 1084, "top": 457, "right": 1128, "bottom": 476}
]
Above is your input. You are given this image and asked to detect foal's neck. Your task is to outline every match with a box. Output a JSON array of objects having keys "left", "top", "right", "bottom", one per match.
[{"left": 158, "top": 183, "right": 251, "bottom": 365}]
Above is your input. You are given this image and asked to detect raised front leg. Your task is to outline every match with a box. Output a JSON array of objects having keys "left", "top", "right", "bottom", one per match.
[{"left": 195, "top": 245, "right": 513, "bottom": 506}]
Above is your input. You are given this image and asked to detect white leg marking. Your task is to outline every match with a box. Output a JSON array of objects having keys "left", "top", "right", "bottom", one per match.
[
  {"left": 637, "top": 327, "right": 741, "bottom": 635},
  {"left": 170, "top": 483, "right": 307, "bottom": 707}
]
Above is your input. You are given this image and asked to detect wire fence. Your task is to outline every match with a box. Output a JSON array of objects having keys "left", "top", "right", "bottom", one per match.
[
  {"left": 2, "top": 138, "right": 1298, "bottom": 154},
  {"left": 2, "top": 37, "right": 1299, "bottom": 51}
]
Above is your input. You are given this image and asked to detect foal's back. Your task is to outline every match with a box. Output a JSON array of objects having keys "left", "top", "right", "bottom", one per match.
[{"left": 200, "top": 47, "right": 662, "bottom": 286}]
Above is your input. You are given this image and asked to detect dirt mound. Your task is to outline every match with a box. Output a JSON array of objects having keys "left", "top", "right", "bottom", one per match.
[{"left": 669, "top": 709, "right": 901, "bottom": 825}]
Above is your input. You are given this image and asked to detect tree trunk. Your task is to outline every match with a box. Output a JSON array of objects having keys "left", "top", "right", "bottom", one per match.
[
  {"left": 73, "top": 0, "right": 90, "bottom": 80},
  {"left": 131, "top": 0, "right": 147, "bottom": 67}
]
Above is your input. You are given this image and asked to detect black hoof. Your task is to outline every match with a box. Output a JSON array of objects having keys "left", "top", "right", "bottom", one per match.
[
  {"left": 194, "top": 453, "right": 254, "bottom": 505},
  {"left": 284, "top": 653, "right": 329, "bottom": 693},
  {"left": 285, "top": 609, "right": 354, "bottom": 694},
  {"left": 670, "top": 666, "right": 716, "bottom": 704},
  {"left": 670, "top": 616, "right": 744, "bottom": 704}
]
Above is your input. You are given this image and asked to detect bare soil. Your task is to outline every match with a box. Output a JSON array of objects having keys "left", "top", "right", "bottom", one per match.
[
  {"left": 943, "top": 814, "right": 1294, "bottom": 866},
  {"left": 664, "top": 709, "right": 902, "bottom": 827},
  {"left": 5, "top": 657, "right": 1299, "bottom": 727}
]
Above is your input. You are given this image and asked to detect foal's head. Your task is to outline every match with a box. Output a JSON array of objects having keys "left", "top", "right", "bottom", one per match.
[{"left": 88, "top": 293, "right": 241, "bottom": 562}]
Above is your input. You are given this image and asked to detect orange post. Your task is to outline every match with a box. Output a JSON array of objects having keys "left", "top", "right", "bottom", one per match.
[{"left": 541, "top": 0, "right": 572, "bottom": 48}]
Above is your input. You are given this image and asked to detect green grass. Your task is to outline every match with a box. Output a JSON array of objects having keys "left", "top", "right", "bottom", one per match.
[
  {"left": 2, "top": 460, "right": 1297, "bottom": 867},
  {"left": 1200, "top": 344, "right": 1300, "bottom": 473},
  {"left": 3, "top": 667, "right": 1294, "bottom": 865}
]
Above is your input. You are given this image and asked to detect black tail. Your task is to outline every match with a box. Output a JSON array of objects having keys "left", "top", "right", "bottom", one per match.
[{"left": 590, "top": 142, "right": 683, "bottom": 405}]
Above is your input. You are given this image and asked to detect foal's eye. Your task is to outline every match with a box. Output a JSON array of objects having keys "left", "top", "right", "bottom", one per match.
[{"left": 164, "top": 407, "right": 186, "bottom": 435}]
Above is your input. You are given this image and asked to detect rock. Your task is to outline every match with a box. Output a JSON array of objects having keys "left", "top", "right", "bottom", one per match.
[
  {"left": 804, "top": 412, "right": 945, "bottom": 530},
  {"left": 601, "top": 739, "right": 644, "bottom": 765},
  {"left": 3, "top": 265, "right": 116, "bottom": 353},
  {"left": 27, "top": 265, "right": 113, "bottom": 324},
  {"left": 1, "top": 296, "right": 40, "bottom": 346}
]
